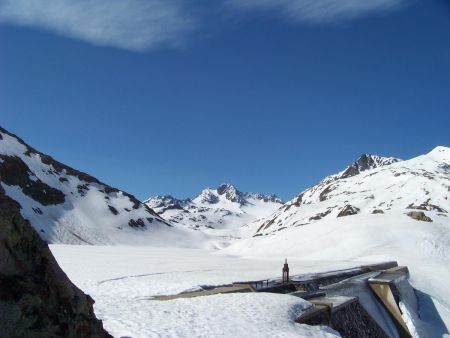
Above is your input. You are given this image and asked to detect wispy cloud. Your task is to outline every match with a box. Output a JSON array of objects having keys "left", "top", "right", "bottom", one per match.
[
  {"left": 0, "top": 0, "right": 409, "bottom": 52},
  {"left": 226, "top": 0, "right": 406, "bottom": 23},
  {"left": 0, "top": 0, "right": 195, "bottom": 51}
]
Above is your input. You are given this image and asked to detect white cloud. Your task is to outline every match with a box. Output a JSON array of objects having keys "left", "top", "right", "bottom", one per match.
[
  {"left": 0, "top": 0, "right": 195, "bottom": 51},
  {"left": 226, "top": 0, "right": 406, "bottom": 23}
]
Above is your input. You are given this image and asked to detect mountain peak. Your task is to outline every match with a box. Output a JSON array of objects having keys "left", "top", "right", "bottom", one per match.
[
  {"left": 309, "top": 153, "right": 403, "bottom": 194},
  {"left": 144, "top": 195, "right": 188, "bottom": 210},
  {"left": 427, "top": 146, "right": 450, "bottom": 164},
  {"left": 196, "top": 188, "right": 220, "bottom": 204},
  {"left": 217, "top": 183, "right": 237, "bottom": 194},
  {"left": 328, "top": 153, "right": 400, "bottom": 182},
  {"left": 340, "top": 154, "right": 401, "bottom": 179},
  {"left": 216, "top": 183, "right": 245, "bottom": 204}
]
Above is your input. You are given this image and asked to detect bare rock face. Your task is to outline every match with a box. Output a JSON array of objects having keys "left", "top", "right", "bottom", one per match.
[
  {"left": 337, "top": 205, "right": 360, "bottom": 218},
  {"left": 406, "top": 211, "right": 432, "bottom": 222},
  {"left": 340, "top": 154, "right": 401, "bottom": 180},
  {"left": 0, "top": 185, "right": 111, "bottom": 338},
  {"left": 0, "top": 155, "right": 66, "bottom": 206}
]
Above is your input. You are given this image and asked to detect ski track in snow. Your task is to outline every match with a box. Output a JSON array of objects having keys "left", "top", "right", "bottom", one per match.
[{"left": 97, "top": 269, "right": 217, "bottom": 285}]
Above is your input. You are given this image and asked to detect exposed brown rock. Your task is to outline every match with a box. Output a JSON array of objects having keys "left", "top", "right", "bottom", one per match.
[
  {"left": 406, "top": 211, "right": 432, "bottom": 222},
  {"left": 293, "top": 193, "right": 304, "bottom": 207},
  {"left": 337, "top": 205, "right": 360, "bottom": 217},
  {"left": 319, "top": 185, "right": 335, "bottom": 202},
  {"left": 0, "top": 185, "right": 111, "bottom": 337}
]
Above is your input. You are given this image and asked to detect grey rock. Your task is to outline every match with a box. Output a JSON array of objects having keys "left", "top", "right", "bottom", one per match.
[{"left": 406, "top": 211, "right": 432, "bottom": 222}]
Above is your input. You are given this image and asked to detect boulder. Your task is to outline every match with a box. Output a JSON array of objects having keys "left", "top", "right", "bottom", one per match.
[
  {"left": 337, "top": 205, "right": 360, "bottom": 217},
  {"left": 406, "top": 211, "right": 432, "bottom": 222}
]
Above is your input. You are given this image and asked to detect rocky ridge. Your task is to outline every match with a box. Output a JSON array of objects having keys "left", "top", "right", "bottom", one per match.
[{"left": 0, "top": 126, "right": 173, "bottom": 245}]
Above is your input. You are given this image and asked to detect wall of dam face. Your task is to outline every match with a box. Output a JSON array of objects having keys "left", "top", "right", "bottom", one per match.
[
  {"left": 328, "top": 299, "right": 390, "bottom": 338},
  {"left": 295, "top": 266, "right": 423, "bottom": 338},
  {"left": 323, "top": 276, "right": 401, "bottom": 337}
]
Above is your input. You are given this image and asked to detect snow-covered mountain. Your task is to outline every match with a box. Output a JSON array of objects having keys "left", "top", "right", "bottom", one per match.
[
  {"left": 237, "top": 148, "right": 448, "bottom": 237},
  {"left": 0, "top": 127, "right": 203, "bottom": 246},
  {"left": 145, "top": 184, "right": 283, "bottom": 233}
]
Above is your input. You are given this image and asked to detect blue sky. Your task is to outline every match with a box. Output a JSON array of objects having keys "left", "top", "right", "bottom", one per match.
[{"left": 1, "top": 0, "right": 449, "bottom": 201}]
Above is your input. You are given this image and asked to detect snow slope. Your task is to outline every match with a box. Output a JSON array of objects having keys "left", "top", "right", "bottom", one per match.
[
  {"left": 224, "top": 147, "right": 450, "bottom": 335},
  {"left": 0, "top": 127, "right": 205, "bottom": 246},
  {"left": 145, "top": 183, "right": 283, "bottom": 245}
]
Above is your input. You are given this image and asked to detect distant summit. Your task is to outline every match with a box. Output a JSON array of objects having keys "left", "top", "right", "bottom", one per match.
[
  {"left": 145, "top": 184, "right": 283, "bottom": 234},
  {"left": 216, "top": 183, "right": 245, "bottom": 204},
  {"left": 190, "top": 183, "right": 283, "bottom": 206}
]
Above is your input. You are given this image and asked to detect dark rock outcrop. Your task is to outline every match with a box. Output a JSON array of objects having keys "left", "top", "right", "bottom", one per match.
[
  {"left": 309, "top": 209, "right": 332, "bottom": 221},
  {"left": 0, "top": 155, "right": 65, "bottom": 206},
  {"left": 128, "top": 218, "right": 145, "bottom": 227},
  {"left": 337, "top": 205, "right": 360, "bottom": 218},
  {"left": 340, "top": 154, "right": 400, "bottom": 180},
  {"left": 319, "top": 185, "right": 335, "bottom": 202},
  {"left": 0, "top": 185, "right": 111, "bottom": 337}
]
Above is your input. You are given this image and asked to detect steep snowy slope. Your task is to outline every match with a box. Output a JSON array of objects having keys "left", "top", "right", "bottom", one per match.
[
  {"left": 245, "top": 149, "right": 446, "bottom": 236},
  {"left": 0, "top": 127, "right": 202, "bottom": 246},
  {"left": 145, "top": 184, "right": 283, "bottom": 234}
]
